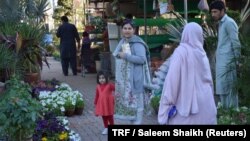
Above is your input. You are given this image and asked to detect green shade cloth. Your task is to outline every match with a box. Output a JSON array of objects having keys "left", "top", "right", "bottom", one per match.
[
  {"left": 139, "top": 34, "right": 172, "bottom": 45},
  {"left": 172, "top": 0, "right": 200, "bottom": 14},
  {"left": 134, "top": 18, "right": 177, "bottom": 26},
  {"left": 140, "top": 34, "right": 174, "bottom": 51},
  {"left": 134, "top": 18, "right": 202, "bottom": 50},
  {"left": 137, "top": 0, "right": 155, "bottom": 14},
  {"left": 133, "top": 18, "right": 202, "bottom": 27}
]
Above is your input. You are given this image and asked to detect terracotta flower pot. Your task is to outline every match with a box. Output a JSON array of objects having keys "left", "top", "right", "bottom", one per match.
[{"left": 24, "top": 72, "right": 40, "bottom": 84}]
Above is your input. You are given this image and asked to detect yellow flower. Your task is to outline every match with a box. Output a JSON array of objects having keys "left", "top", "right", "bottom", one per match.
[
  {"left": 59, "top": 131, "right": 68, "bottom": 140},
  {"left": 41, "top": 137, "right": 48, "bottom": 141}
]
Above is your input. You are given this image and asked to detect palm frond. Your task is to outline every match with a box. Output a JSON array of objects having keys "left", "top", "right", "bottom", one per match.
[
  {"left": 0, "top": 22, "right": 18, "bottom": 36},
  {"left": 0, "top": 0, "right": 22, "bottom": 23},
  {"left": 36, "top": 0, "right": 50, "bottom": 14},
  {"left": 25, "top": 0, "right": 36, "bottom": 16},
  {"left": 203, "top": 25, "right": 217, "bottom": 38},
  {"left": 165, "top": 19, "right": 186, "bottom": 43},
  {"left": 0, "top": 44, "right": 22, "bottom": 80},
  {"left": 0, "top": 44, "right": 15, "bottom": 69},
  {"left": 240, "top": 0, "right": 250, "bottom": 28}
]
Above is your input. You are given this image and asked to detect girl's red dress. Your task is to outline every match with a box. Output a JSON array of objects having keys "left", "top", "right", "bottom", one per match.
[{"left": 94, "top": 83, "right": 115, "bottom": 116}]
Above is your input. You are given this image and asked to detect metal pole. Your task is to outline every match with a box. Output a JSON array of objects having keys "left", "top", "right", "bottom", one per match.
[
  {"left": 144, "top": 0, "right": 147, "bottom": 43},
  {"left": 184, "top": 0, "right": 188, "bottom": 21},
  {"left": 103, "top": 0, "right": 105, "bottom": 18},
  {"left": 83, "top": 0, "right": 85, "bottom": 25}
]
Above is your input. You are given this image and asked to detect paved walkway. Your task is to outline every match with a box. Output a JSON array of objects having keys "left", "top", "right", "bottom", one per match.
[{"left": 41, "top": 57, "right": 158, "bottom": 141}]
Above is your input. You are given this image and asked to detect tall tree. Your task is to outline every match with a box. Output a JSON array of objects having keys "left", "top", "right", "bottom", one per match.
[{"left": 53, "top": 0, "right": 73, "bottom": 26}]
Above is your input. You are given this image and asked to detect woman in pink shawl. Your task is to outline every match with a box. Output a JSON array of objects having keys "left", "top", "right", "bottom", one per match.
[{"left": 158, "top": 22, "right": 217, "bottom": 125}]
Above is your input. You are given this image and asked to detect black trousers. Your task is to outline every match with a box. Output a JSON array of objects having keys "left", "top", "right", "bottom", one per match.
[{"left": 61, "top": 57, "right": 77, "bottom": 75}]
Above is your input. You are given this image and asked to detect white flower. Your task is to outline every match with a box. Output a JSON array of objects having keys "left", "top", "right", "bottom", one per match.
[
  {"left": 57, "top": 99, "right": 64, "bottom": 105},
  {"left": 35, "top": 82, "right": 83, "bottom": 139},
  {"left": 37, "top": 83, "right": 85, "bottom": 113},
  {"left": 52, "top": 103, "right": 58, "bottom": 108},
  {"left": 62, "top": 118, "right": 69, "bottom": 125},
  {"left": 60, "top": 106, "right": 65, "bottom": 112},
  {"left": 69, "top": 130, "right": 81, "bottom": 141},
  {"left": 41, "top": 100, "right": 46, "bottom": 106},
  {"left": 65, "top": 126, "right": 70, "bottom": 130}
]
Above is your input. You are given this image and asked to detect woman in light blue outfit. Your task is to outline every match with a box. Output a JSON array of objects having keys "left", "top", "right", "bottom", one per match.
[{"left": 113, "top": 19, "right": 151, "bottom": 124}]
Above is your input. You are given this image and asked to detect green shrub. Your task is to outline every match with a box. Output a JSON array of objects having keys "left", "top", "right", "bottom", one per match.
[
  {"left": 217, "top": 103, "right": 250, "bottom": 124},
  {"left": 52, "top": 50, "right": 60, "bottom": 61},
  {"left": 150, "top": 95, "right": 160, "bottom": 114},
  {"left": 0, "top": 76, "right": 42, "bottom": 141}
]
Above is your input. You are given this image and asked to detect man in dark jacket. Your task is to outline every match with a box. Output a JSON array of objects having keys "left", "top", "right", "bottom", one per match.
[{"left": 56, "top": 16, "right": 80, "bottom": 76}]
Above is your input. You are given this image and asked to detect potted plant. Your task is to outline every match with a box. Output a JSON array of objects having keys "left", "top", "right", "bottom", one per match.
[
  {"left": 89, "top": 16, "right": 106, "bottom": 33},
  {"left": 64, "top": 97, "right": 75, "bottom": 117},
  {"left": 33, "top": 112, "right": 69, "bottom": 141},
  {"left": 16, "top": 23, "right": 49, "bottom": 83},
  {"left": 38, "top": 83, "right": 84, "bottom": 116},
  {"left": 0, "top": 75, "right": 42, "bottom": 141},
  {"left": 0, "top": 22, "right": 50, "bottom": 84},
  {"left": 150, "top": 95, "right": 161, "bottom": 115},
  {"left": 0, "top": 43, "right": 19, "bottom": 82},
  {"left": 0, "top": 0, "right": 50, "bottom": 83},
  {"left": 75, "top": 95, "right": 85, "bottom": 115},
  {"left": 23, "top": 60, "right": 41, "bottom": 84},
  {"left": 0, "top": 24, "right": 23, "bottom": 82},
  {"left": 33, "top": 112, "right": 81, "bottom": 141}
]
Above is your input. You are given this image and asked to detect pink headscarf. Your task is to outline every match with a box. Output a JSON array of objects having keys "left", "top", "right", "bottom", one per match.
[
  {"left": 180, "top": 22, "right": 206, "bottom": 55},
  {"left": 158, "top": 22, "right": 214, "bottom": 124}
]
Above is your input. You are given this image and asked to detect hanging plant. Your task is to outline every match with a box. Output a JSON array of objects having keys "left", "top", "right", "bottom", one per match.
[
  {"left": 89, "top": 16, "right": 106, "bottom": 33},
  {"left": 111, "top": 0, "right": 119, "bottom": 14}
]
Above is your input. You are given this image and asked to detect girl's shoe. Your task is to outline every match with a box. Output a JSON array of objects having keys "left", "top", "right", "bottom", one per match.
[{"left": 102, "top": 128, "right": 108, "bottom": 135}]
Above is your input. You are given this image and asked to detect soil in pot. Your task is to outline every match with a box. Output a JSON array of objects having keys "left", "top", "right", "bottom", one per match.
[
  {"left": 65, "top": 109, "right": 75, "bottom": 117},
  {"left": 75, "top": 107, "right": 84, "bottom": 115}
]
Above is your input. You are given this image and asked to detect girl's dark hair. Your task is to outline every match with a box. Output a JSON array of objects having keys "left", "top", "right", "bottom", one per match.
[
  {"left": 97, "top": 71, "right": 108, "bottom": 84},
  {"left": 121, "top": 19, "right": 135, "bottom": 28},
  {"left": 82, "top": 31, "right": 89, "bottom": 37}
]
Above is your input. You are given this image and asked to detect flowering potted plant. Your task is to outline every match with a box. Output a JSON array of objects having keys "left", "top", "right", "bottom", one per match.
[
  {"left": 75, "top": 95, "right": 85, "bottom": 115},
  {"left": 31, "top": 78, "right": 60, "bottom": 98},
  {"left": 38, "top": 83, "right": 84, "bottom": 116},
  {"left": 33, "top": 112, "right": 69, "bottom": 141},
  {"left": 33, "top": 112, "right": 81, "bottom": 141},
  {"left": 64, "top": 97, "right": 75, "bottom": 117}
]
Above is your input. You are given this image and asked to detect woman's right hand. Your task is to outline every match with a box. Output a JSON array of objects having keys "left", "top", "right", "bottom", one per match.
[{"left": 118, "top": 52, "right": 126, "bottom": 59}]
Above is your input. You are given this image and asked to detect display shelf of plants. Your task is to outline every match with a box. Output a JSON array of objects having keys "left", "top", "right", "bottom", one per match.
[{"left": 0, "top": 77, "right": 83, "bottom": 141}]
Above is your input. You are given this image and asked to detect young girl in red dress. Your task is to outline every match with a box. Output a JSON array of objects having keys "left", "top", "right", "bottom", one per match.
[{"left": 94, "top": 71, "right": 115, "bottom": 135}]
